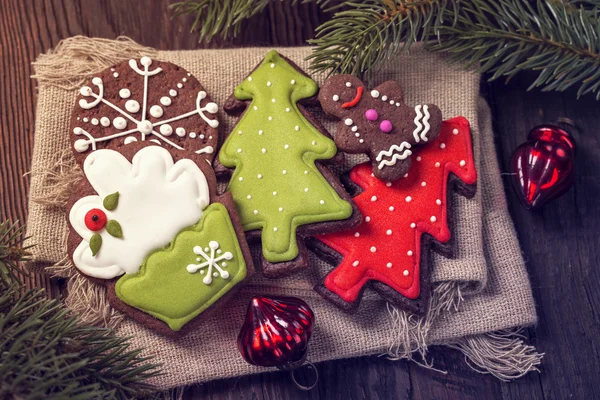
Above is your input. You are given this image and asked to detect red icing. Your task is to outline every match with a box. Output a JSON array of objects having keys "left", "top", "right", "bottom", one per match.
[
  {"left": 316, "top": 117, "right": 477, "bottom": 303},
  {"left": 342, "top": 86, "right": 363, "bottom": 109},
  {"left": 84, "top": 208, "right": 107, "bottom": 231}
]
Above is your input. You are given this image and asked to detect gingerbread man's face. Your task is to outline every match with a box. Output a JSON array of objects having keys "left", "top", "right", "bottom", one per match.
[{"left": 319, "top": 75, "right": 442, "bottom": 182}]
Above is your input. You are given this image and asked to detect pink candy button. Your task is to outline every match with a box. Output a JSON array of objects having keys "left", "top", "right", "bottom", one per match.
[
  {"left": 380, "top": 120, "right": 393, "bottom": 133},
  {"left": 365, "top": 109, "right": 378, "bottom": 121}
]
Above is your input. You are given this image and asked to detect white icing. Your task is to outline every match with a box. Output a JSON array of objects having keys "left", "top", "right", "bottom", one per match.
[
  {"left": 189, "top": 132, "right": 197, "bottom": 138},
  {"left": 177, "top": 83, "right": 183, "bottom": 89},
  {"left": 381, "top": 95, "right": 388, "bottom": 101},
  {"left": 405, "top": 196, "right": 412, "bottom": 202},
  {"left": 69, "top": 147, "right": 210, "bottom": 279},
  {"left": 412, "top": 105, "right": 431, "bottom": 143},
  {"left": 170, "top": 89, "right": 177, "bottom": 97},
  {"left": 186, "top": 241, "right": 233, "bottom": 285},
  {"left": 370, "top": 90, "right": 379, "bottom": 98},
  {"left": 430, "top": 216, "right": 437, "bottom": 222},
  {"left": 125, "top": 100, "right": 140, "bottom": 113},
  {"left": 91, "top": 118, "right": 99, "bottom": 125},
  {"left": 149, "top": 105, "right": 164, "bottom": 118},
  {"left": 353, "top": 260, "right": 359, "bottom": 267},
  {"left": 375, "top": 142, "right": 412, "bottom": 170},
  {"left": 436, "top": 199, "right": 442, "bottom": 205},
  {"left": 195, "top": 146, "right": 214, "bottom": 155},
  {"left": 333, "top": 95, "right": 339, "bottom": 101},
  {"left": 124, "top": 136, "right": 138, "bottom": 144},
  {"left": 160, "top": 96, "right": 172, "bottom": 106},
  {"left": 159, "top": 124, "right": 173, "bottom": 136},
  {"left": 407, "top": 250, "right": 413, "bottom": 256},
  {"left": 83, "top": 117, "right": 89, "bottom": 122},
  {"left": 113, "top": 117, "right": 127, "bottom": 129},
  {"left": 440, "top": 143, "right": 446, "bottom": 149},
  {"left": 344, "top": 118, "right": 353, "bottom": 126},
  {"left": 345, "top": 82, "right": 352, "bottom": 87},
  {"left": 403, "top": 270, "right": 409, "bottom": 276},
  {"left": 79, "top": 77, "right": 103, "bottom": 109},
  {"left": 100, "top": 117, "right": 111, "bottom": 127},
  {"left": 175, "top": 127, "right": 186, "bottom": 137},
  {"left": 460, "top": 160, "right": 466, "bottom": 166},
  {"left": 119, "top": 88, "right": 131, "bottom": 99},
  {"left": 453, "top": 128, "right": 459, "bottom": 135}
]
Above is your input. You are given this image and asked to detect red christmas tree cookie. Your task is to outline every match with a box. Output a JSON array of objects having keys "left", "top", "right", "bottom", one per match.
[{"left": 313, "top": 117, "right": 477, "bottom": 314}]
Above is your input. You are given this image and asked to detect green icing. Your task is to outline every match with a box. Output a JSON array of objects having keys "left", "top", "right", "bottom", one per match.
[
  {"left": 90, "top": 233, "right": 102, "bottom": 256},
  {"left": 115, "top": 203, "right": 247, "bottom": 331},
  {"left": 219, "top": 50, "right": 353, "bottom": 263},
  {"left": 103, "top": 192, "right": 119, "bottom": 211},
  {"left": 106, "top": 220, "right": 123, "bottom": 238}
]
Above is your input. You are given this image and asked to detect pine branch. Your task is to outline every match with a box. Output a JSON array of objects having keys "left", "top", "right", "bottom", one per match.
[
  {"left": 0, "top": 220, "right": 32, "bottom": 282},
  {"left": 308, "top": 0, "right": 600, "bottom": 99}
]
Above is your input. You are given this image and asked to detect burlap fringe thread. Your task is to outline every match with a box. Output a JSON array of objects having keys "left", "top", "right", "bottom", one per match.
[{"left": 29, "top": 35, "right": 542, "bottom": 385}]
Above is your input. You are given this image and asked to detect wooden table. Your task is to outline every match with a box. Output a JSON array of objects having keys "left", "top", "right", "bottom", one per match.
[{"left": 1, "top": 1, "right": 598, "bottom": 398}]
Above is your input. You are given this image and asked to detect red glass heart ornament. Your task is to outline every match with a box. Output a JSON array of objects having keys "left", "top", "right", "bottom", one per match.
[
  {"left": 510, "top": 124, "right": 575, "bottom": 209},
  {"left": 237, "top": 296, "right": 315, "bottom": 368}
]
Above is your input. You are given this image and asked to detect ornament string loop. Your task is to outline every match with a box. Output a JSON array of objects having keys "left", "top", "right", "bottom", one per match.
[{"left": 289, "top": 361, "right": 319, "bottom": 391}]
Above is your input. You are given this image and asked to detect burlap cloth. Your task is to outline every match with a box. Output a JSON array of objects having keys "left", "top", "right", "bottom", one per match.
[{"left": 26, "top": 37, "right": 540, "bottom": 390}]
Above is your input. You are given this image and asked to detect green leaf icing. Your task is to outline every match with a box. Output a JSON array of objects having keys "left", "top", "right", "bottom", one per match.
[
  {"left": 90, "top": 233, "right": 102, "bottom": 256},
  {"left": 106, "top": 220, "right": 123, "bottom": 238},
  {"left": 103, "top": 192, "right": 120, "bottom": 211},
  {"left": 115, "top": 203, "right": 247, "bottom": 331},
  {"left": 219, "top": 50, "right": 352, "bottom": 263}
]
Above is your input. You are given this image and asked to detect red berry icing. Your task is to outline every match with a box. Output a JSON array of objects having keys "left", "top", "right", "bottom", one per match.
[
  {"left": 316, "top": 117, "right": 477, "bottom": 306},
  {"left": 84, "top": 208, "right": 107, "bottom": 231}
]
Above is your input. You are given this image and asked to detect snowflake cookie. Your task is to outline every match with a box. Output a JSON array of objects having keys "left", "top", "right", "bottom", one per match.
[
  {"left": 319, "top": 75, "right": 443, "bottom": 182},
  {"left": 69, "top": 57, "right": 218, "bottom": 165}
]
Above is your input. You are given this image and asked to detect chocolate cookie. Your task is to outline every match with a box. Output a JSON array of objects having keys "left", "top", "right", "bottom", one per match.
[{"left": 319, "top": 75, "right": 443, "bottom": 182}]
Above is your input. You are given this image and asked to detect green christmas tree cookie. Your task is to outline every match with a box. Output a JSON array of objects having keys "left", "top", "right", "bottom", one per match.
[{"left": 219, "top": 50, "right": 356, "bottom": 275}]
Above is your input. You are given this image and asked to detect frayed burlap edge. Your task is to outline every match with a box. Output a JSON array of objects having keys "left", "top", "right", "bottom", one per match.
[
  {"left": 32, "top": 35, "right": 158, "bottom": 90},
  {"left": 385, "top": 282, "right": 542, "bottom": 380},
  {"left": 30, "top": 148, "right": 83, "bottom": 209}
]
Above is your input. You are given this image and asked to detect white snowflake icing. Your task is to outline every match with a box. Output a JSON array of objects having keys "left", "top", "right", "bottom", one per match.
[
  {"left": 186, "top": 241, "right": 233, "bottom": 285},
  {"left": 73, "top": 56, "right": 219, "bottom": 154}
]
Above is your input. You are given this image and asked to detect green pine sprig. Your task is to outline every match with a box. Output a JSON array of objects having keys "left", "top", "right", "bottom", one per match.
[{"left": 0, "top": 220, "right": 162, "bottom": 399}]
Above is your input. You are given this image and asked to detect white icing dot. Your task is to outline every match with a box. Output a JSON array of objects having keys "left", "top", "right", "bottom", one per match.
[
  {"left": 282, "top": 170, "right": 287, "bottom": 174},
  {"left": 278, "top": 207, "right": 284, "bottom": 212},
  {"left": 387, "top": 263, "right": 393, "bottom": 269},
  {"left": 113, "top": 117, "right": 127, "bottom": 129},
  {"left": 304, "top": 188, "right": 309, "bottom": 192},
  {"left": 440, "top": 143, "right": 446, "bottom": 149},
  {"left": 386, "top": 229, "right": 392, "bottom": 235},
  {"left": 351, "top": 126, "right": 358, "bottom": 132},
  {"left": 386, "top": 182, "right": 392, "bottom": 187},
  {"left": 257, "top": 174, "right": 263, "bottom": 179},
  {"left": 169, "top": 89, "right": 177, "bottom": 97},
  {"left": 382, "top": 95, "right": 388, "bottom": 101},
  {"left": 333, "top": 95, "right": 340, "bottom": 101},
  {"left": 460, "top": 160, "right": 466, "bottom": 167},
  {"left": 365, "top": 216, "right": 371, "bottom": 222},
  {"left": 177, "top": 83, "right": 183, "bottom": 89},
  {"left": 430, "top": 216, "right": 437, "bottom": 223},
  {"left": 404, "top": 173, "right": 409, "bottom": 178},
  {"left": 353, "top": 260, "right": 360, "bottom": 267},
  {"left": 403, "top": 270, "right": 409, "bottom": 276},
  {"left": 199, "top": 134, "right": 205, "bottom": 139},
  {"left": 284, "top": 144, "right": 289, "bottom": 149},
  {"left": 176, "top": 127, "right": 186, "bottom": 137},
  {"left": 435, "top": 162, "right": 441, "bottom": 168},
  {"left": 268, "top": 116, "right": 273, "bottom": 121},
  {"left": 389, "top": 206, "right": 394, "bottom": 211},
  {"left": 113, "top": 72, "right": 119, "bottom": 78},
  {"left": 355, "top": 133, "right": 360, "bottom": 138},
  {"left": 416, "top": 156, "right": 422, "bottom": 161},
  {"left": 345, "top": 82, "right": 352, "bottom": 87},
  {"left": 83, "top": 117, "right": 89, "bottom": 123},
  {"left": 291, "top": 79, "right": 295, "bottom": 84},
  {"left": 370, "top": 90, "right": 379, "bottom": 98},
  {"left": 100, "top": 117, "right": 110, "bottom": 127},
  {"left": 370, "top": 246, "right": 376, "bottom": 253},
  {"left": 312, "top": 140, "right": 317, "bottom": 146},
  {"left": 248, "top": 76, "right": 253, "bottom": 81},
  {"left": 273, "top": 227, "right": 278, "bottom": 232},
  {"left": 271, "top": 63, "right": 275, "bottom": 68},
  {"left": 371, "top": 196, "right": 377, "bottom": 202},
  {"left": 354, "top": 232, "right": 360, "bottom": 237},
  {"left": 304, "top": 170, "right": 308, "bottom": 174},
  {"left": 124, "top": 136, "right": 137, "bottom": 144},
  {"left": 272, "top": 99, "right": 276, "bottom": 103},
  {"left": 410, "top": 223, "right": 417, "bottom": 229},
  {"left": 254, "top": 106, "right": 258, "bottom": 110},
  {"left": 91, "top": 118, "right": 99, "bottom": 125},
  {"left": 396, "top": 102, "right": 400, "bottom": 107},
  {"left": 239, "top": 177, "right": 243, "bottom": 181},
  {"left": 436, "top": 199, "right": 442, "bottom": 205},
  {"left": 238, "top": 130, "right": 243, "bottom": 135},
  {"left": 189, "top": 132, "right": 197, "bottom": 138},
  {"left": 453, "top": 128, "right": 459, "bottom": 135},
  {"left": 149, "top": 105, "right": 163, "bottom": 118},
  {"left": 344, "top": 118, "right": 353, "bottom": 126},
  {"left": 273, "top": 191, "right": 278, "bottom": 196},
  {"left": 159, "top": 124, "right": 173, "bottom": 136},
  {"left": 182, "top": 78, "right": 187, "bottom": 82},
  {"left": 110, "top": 68, "right": 115, "bottom": 71},
  {"left": 405, "top": 196, "right": 412, "bottom": 203},
  {"left": 253, "top": 210, "right": 258, "bottom": 215},
  {"left": 389, "top": 100, "right": 394, "bottom": 104},
  {"left": 407, "top": 250, "right": 413, "bottom": 256},
  {"left": 261, "top": 148, "right": 267, "bottom": 154},
  {"left": 320, "top": 200, "right": 325, "bottom": 205},
  {"left": 359, "top": 139, "right": 364, "bottom": 143},
  {"left": 267, "top": 81, "right": 272, "bottom": 87},
  {"left": 295, "top": 126, "right": 300, "bottom": 131},
  {"left": 125, "top": 100, "right": 140, "bottom": 113},
  {"left": 160, "top": 96, "right": 172, "bottom": 106},
  {"left": 237, "top": 148, "right": 243, "bottom": 153},
  {"left": 247, "top": 195, "right": 252, "bottom": 199},
  {"left": 258, "top": 130, "right": 263, "bottom": 135},
  {"left": 286, "top": 108, "right": 290, "bottom": 112}
]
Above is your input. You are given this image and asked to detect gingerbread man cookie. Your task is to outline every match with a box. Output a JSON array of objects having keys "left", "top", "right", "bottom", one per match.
[{"left": 319, "top": 75, "right": 443, "bottom": 182}]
